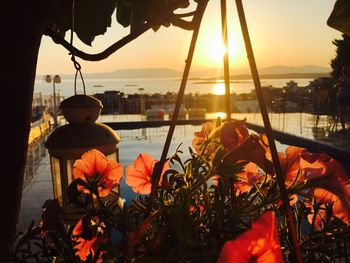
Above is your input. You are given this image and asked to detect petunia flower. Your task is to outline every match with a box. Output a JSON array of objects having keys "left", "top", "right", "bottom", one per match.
[
  {"left": 72, "top": 149, "right": 123, "bottom": 197},
  {"left": 224, "top": 134, "right": 274, "bottom": 175},
  {"left": 217, "top": 211, "right": 283, "bottom": 263},
  {"left": 306, "top": 202, "right": 328, "bottom": 230},
  {"left": 234, "top": 162, "right": 262, "bottom": 195},
  {"left": 125, "top": 153, "right": 170, "bottom": 195},
  {"left": 276, "top": 146, "right": 350, "bottom": 224},
  {"left": 305, "top": 157, "right": 350, "bottom": 224},
  {"left": 278, "top": 147, "right": 327, "bottom": 186},
  {"left": 72, "top": 218, "right": 106, "bottom": 262},
  {"left": 192, "top": 121, "right": 214, "bottom": 155},
  {"left": 220, "top": 119, "right": 249, "bottom": 151}
]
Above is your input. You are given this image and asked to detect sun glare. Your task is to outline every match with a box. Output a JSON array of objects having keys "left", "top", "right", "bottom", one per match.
[
  {"left": 208, "top": 39, "right": 227, "bottom": 63},
  {"left": 213, "top": 82, "right": 226, "bottom": 95},
  {"left": 196, "top": 20, "right": 246, "bottom": 69}
]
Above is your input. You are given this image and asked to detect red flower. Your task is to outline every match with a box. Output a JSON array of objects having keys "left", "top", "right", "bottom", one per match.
[
  {"left": 217, "top": 211, "right": 282, "bottom": 263},
  {"left": 125, "top": 153, "right": 170, "bottom": 194},
  {"left": 73, "top": 149, "right": 123, "bottom": 197},
  {"left": 72, "top": 219, "right": 106, "bottom": 262},
  {"left": 220, "top": 119, "right": 249, "bottom": 151},
  {"left": 192, "top": 121, "right": 214, "bottom": 154}
]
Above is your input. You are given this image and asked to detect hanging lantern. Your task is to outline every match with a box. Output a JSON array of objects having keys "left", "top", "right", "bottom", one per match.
[{"left": 45, "top": 94, "right": 120, "bottom": 219}]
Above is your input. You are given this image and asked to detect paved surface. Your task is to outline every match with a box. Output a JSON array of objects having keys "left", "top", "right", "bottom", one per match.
[{"left": 19, "top": 154, "right": 53, "bottom": 231}]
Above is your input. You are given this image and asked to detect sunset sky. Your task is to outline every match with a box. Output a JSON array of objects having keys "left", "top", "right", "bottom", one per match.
[{"left": 36, "top": 0, "right": 341, "bottom": 75}]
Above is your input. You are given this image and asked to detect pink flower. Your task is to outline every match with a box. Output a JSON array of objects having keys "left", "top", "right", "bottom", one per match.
[
  {"left": 126, "top": 153, "right": 169, "bottom": 194},
  {"left": 217, "top": 211, "right": 282, "bottom": 263},
  {"left": 72, "top": 149, "right": 123, "bottom": 197}
]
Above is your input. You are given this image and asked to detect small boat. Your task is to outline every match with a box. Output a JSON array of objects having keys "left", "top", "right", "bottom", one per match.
[
  {"left": 168, "top": 106, "right": 187, "bottom": 120},
  {"left": 145, "top": 108, "right": 165, "bottom": 120}
]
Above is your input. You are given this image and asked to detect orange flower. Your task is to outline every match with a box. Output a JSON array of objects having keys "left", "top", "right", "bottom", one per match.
[
  {"left": 306, "top": 202, "right": 328, "bottom": 230},
  {"left": 270, "top": 146, "right": 327, "bottom": 186},
  {"left": 72, "top": 219, "right": 105, "bottom": 262},
  {"left": 192, "top": 121, "right": 214, "bottom": 154},
  {"left": 73, "top": 149, "right": 123, "bottom": 197},
  {"left": 217, "top": 211, "right": 282, "bottom": 263},
  {"left": 220, "top": 119, "right": 249, "bottom": 151},
  {"left": 234, "top": 162, "right": 262, "bottom": 194},
  {"left": 277, "top": 147, "right": 350, "bottom": 224},
  {"left": 125, "top": 153, "right": 169, "bottom": 194},
  {"left": 306, "top": 158, "right": 350, "bottom": 224},
  {"left": 224, "top": 134, "right": 274, "bottom": 175}
]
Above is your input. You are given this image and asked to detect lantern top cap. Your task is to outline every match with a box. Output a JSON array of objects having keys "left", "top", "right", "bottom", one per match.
[
  {"left": 60, "top": 94, "right": 102, "bottom": 109},
  {"left": 60, "top": 95, "right": 103, "bottom": 124}
]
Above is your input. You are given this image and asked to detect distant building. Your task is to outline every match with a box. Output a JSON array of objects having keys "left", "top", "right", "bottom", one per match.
[{"left": 94, "top": 91, "right": 124, "bottom": 114}]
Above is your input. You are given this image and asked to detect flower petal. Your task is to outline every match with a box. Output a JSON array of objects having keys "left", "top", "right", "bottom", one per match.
[
  {"left": 126, "top": 154, "right": 170, "bottom": 194},
  {"left": 217, "top": 211, "right": 282, "bottom": 263}
]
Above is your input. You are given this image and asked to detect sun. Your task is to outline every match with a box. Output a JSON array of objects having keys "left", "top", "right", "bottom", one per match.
[
  {"left": 208, "top": 38, "right": 227, "bottom": 65},
  {"left": 213, "top": 82, "right": 226, "bottom": 95},
  {"left": 195, "top": 21, "right": 246, "bottom": 69}
]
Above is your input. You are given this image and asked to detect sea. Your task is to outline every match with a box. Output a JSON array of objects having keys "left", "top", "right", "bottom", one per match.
[{"left": 34, "top": 77, "right": 314, "bottom": 98}]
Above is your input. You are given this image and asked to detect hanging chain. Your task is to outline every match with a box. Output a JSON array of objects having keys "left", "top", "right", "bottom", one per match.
[{"left": 70, "top": 0, "right": 86, "bottom": 95}]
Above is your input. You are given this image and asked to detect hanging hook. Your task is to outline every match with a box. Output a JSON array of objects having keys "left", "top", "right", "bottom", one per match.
[
  {"left": 69, "top": 0, "right": 86, "bottom": 95},
  {"left": 71, "top": 57, "right": 86, "bottom": 95}
]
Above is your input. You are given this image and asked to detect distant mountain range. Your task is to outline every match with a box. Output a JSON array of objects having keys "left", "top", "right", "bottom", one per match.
[
  {"left": 190, "top": 65, "right": 331, "bottom": 79},
  {"left": 37, "top": 65, "right": 331, "bottom": 79},
  {"left": 84, "top": 68, "right": 181, "bottom": 79}
]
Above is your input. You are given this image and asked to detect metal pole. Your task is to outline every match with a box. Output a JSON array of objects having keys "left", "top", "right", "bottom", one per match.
[
  {"left": 220, "top": 0, "right": 231, "bottom": 120},
  {"left": 53, "top": 80, "right": 58, "bottom": 127},
  {"left": 150, "top": 0, "right": 208, "bottom": 199},
  {"left": 234, "top": 0, "right": 303, "bottom": 262}
]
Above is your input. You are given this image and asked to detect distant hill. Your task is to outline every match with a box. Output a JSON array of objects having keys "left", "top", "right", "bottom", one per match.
[
  {"left": 190, "top": 65, "right": 331, "bottom": 79},
  {"left": 36, "top": 65, "right": 331, "bottom": 80},
  {"left": 229, "top": 72, "right": 331, "bottom": 80},
  {"left": 258, "top": 65, "right": 330, "bottom": 75},
  {"left": 84, "top": 68, "right": 181, "bottom": 79}
]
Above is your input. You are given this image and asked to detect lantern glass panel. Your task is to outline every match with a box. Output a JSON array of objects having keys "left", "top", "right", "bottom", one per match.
[
  {"left": 50, "top": 156, "right": 63, "bottom": 203},
  {"left": 66, "top": 160, "right": 75, "bottom": 186}
]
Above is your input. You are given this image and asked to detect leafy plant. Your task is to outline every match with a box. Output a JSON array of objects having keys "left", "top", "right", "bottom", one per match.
[{"left": 2, "top": 119, "right": 350, "bottom": 262}]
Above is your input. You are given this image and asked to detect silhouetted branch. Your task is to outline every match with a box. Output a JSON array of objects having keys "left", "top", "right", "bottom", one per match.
[
  {"left": 173, "top": 11, "right": 196, "bottom": 18},
  {"left": 44, "top": 0, "right": 196, "bottom": 62},
  {"left": 169, "top": 16, "right": 195, "bottom": 30}
]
